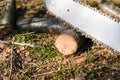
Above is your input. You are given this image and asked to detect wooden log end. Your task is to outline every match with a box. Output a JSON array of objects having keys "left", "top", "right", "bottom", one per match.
[{"left": 54, "top": 34, "right": 78, "bottom": 55}]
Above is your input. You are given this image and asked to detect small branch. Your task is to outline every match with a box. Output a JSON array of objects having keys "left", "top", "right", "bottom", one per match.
[
  {"left": 0, "top": 40, "right": 40, "bottom": 47},
  {"left": 9, "top": 37, "right": 15, "bottom": 80},
  {"left": 9, "top": 50, "right": 13, "bottom": 80},
  {"left": 12, "top": 42, "right": 39, "bottom": 47},
  {"left": 32, "top": 68, "right": 71, "bottom": 77}
]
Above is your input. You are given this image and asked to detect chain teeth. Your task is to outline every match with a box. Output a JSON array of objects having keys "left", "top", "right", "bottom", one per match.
[{"left": 45, "top": 0, "right": 120, "bottom": 54}]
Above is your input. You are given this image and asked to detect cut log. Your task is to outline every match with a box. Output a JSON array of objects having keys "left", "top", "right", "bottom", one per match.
[
  {"left": 18, "top": 18, "right": 86, "bottom": 55},
  {"left": 54, "top": 29, "right": 86, "bottom": 55},
  {"left": 55, "top": 34, "right": 78, "bottom": 55},
  {"left": 17, "top": 18, "right": 64, "bottom": 34}
]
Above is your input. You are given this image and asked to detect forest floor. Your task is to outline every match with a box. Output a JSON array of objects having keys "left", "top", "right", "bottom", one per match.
[{"left": 0, "top": 0, "right": 120, "bottom": 80}]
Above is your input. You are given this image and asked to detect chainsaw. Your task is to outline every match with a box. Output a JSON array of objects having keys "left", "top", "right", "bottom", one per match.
[{"left": 45, "top": 0, "right": 120, "bottom": 54}]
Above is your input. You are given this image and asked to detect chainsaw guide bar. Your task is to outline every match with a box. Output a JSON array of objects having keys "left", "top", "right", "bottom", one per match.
[{"left": 45, "top": 0, "right": 120, "bottom": 54}]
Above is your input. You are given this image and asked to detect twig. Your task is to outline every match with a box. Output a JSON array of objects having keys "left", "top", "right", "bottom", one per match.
[
  {"left": 32, "top": 68, "right": 71, "bottom": 77},
  {"left": 0, "top": 40, "right": 40, "bottom": 47},
  {"left": 9, "top": 37, "right": 15, "bottom": 80}
]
